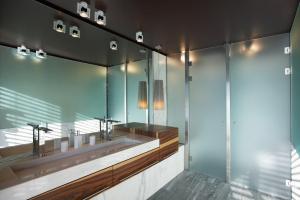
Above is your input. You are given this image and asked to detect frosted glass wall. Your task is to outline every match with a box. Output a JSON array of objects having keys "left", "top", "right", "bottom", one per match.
[
  {"left": 230, "top": 34, "right": 291, "bottom": 199},
  {"left": 107, "top": 64, "right": 126, "bottom": 123},
  {"left": 291, "top": 3, "right": 300, "bottom": 155},
  {"left": 166, "top": 54, "right": 185, "bottom": 143},
  {"left": 189, "top": 46, "right": 227, "bottom": 180}
]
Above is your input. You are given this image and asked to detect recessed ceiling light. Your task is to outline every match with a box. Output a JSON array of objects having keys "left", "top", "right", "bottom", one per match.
[
  {"left": 110, "top": 41, "right": 118, "bottom": 51},
  {"left": 17, "top": 45, "right": 30, "bottom": 56},
  {"left": 155, "top": 45, "right": 162, "bottom": 50},
  {"left": 53, "top": 20, "right": 66, "bottom": 33},
  {"left": 69, "top": 26, "right": 80, "bottom": 38},
  {"left": 136, "top": 31, "right": 143, "bottom": 43},
  {"left": 95, "top": 10, "right": 106, "bottom": 26},
  {"left": 77, "top": 1, "right": 90, "bottom": 18}
]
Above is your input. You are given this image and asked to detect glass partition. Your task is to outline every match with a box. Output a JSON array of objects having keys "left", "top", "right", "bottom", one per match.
[
  {"left": 166, "top": 54, "right": 185, "bottom": 143},
  {"left": 230, "top": 34, "right": 291, "bottom": 198},
  {"left": 189, "top": 46, "right": 227, "bottom": 180}
]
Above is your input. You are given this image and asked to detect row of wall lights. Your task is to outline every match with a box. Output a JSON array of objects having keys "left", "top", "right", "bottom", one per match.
[{"left": 17, "top": 45, "right": 47, "bottom": 59}]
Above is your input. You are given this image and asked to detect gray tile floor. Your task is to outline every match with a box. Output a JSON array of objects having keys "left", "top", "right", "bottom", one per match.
[{"left": 149, "top": 171, "right": 287, "bottom": 200}]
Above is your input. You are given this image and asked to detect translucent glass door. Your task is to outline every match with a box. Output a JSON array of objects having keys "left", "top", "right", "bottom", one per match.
[
  {"left": 190, "top": 46, "right": 227, "bottom": 180},
  {"left": 230, "top": 34, "right": 291, "bottom": 199}
]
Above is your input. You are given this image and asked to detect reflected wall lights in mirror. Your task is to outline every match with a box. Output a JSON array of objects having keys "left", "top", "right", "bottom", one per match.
[
  {"left": 17, "top": 45, "right": 47, "bottom": 59},
  {"left": 17, "top": 45, "right": 30, "bottom": 56},
  {"left": 153, "top": 80, "right": 165, "bottom": 110},
  {"left": 138, "top": 81, "right": 148, "bottom": 109},
  {"left": 36, "top": 49, "right": 47, "bottom": 59}
]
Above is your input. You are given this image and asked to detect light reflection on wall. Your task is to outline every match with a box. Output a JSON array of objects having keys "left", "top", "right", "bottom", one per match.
[
  {"left": 75, "top": 113, "right": 100, "bottom": 134},
  {"left": 292, "top": 148, "right": 300, "bottom": 200},
  {"left": 0, "top": 87, "right": 62, "bottom": 147},
  {"left": 0, "top": 87, "right": 102, "bottom": 148},
  {"left": 231, "top": 147, "right": 291, "bottom": 199}
]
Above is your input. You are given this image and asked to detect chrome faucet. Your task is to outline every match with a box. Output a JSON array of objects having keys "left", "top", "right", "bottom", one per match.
[
  {"left": 28, "top": 122, "right": 52, "bottom": 157},
  {"left": 94, "top": 117, "right": 120, "bottom": 140}
]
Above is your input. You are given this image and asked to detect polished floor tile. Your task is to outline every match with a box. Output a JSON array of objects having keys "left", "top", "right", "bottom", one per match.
[{"left": 149, "top": 170, "right": 287, "bottom": 200}]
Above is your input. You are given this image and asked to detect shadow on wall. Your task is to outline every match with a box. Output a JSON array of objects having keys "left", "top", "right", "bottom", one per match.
[{"left": 0, "top": 87, "right": 100, "bottom": 148}]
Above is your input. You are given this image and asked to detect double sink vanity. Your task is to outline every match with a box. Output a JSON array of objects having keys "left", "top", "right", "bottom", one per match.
[{"left": 0, "top": 123, "right": 181, "bottom": 200}]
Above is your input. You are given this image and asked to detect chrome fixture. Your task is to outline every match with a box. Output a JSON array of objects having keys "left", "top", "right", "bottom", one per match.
[
  {"left": 153, "top": 80, "right": 165, "bottom": 110},
  {"left": 110, "top": 40, "right": 118, "bottom": 50},
  {"left": 94, "top": 117, "right": 120, "bottom": 140},
  {"left": 17, "top": 45, "right": 30, "bottom": 56},
  {"left": 27, "top": 123, "right": 52, "bottom": 157},
  {"left": 35, "top": 49, "right": 47, "bottom": 59},
  {"left": 69, "top": 26, "right": 80, "bottom": 38},
  {"left": 138, "top": 81, "right": 148, "bottom": 109},
  {"left": 95, "top": 10, "right": 106, "bottom": 26},
  {"left": 77, "top": 1, "right": 90, "bottom": 18},
  {"left": 136, "top": 31, "right": 143, "bottom": 43},
  {"left": 53, "top": 20, "right": 66, "bottom": 33}
]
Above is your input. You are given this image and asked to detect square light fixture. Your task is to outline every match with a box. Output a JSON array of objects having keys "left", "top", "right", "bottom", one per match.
[
  {"left": 77, "top": 1, "right": 90, "bottom": 18},
  {"left": 94, "top": 10, "right": 106, "bottom": 26},
  {"left": 35, "top": 49, "right": 47, "bottom": 59},
  {"left": 17, "top": 45, "right": 30, "bottom": 56},
  {"left": 136, "top": 31, "right": 143, "bottom": 43},
  {"left": 53, "top": 20, "right": 66, "bottom": 33},
  {"left": 69, "top": 26, "right": 80, "bottom": 38},
  {"left": 110, "top": 41, "right": 118, "bottom": 51}
]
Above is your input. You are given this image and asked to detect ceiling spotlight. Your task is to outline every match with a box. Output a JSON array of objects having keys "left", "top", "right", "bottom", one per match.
[
  {"left": 69, "top": 26, "right": 80, "bottom": 38},
  {"left": 155, "top": 45, "right": 162, "bottom": 50},
  {"left": 35, "top": 49, "right": 47, "bottom": 59},
  {"left": 110, "top": 41, "right": 118, "bottom": 51},
  {"left": 136, "top": 31, "right": 143, "bottom": 43},
  {"left": 94, "top": 10, "right": 106, "bottom": 26},
  {"left": 77, "top": 1, "right": 90, "bottom": 18},
  {"left": 53, "top": 20, "right": 66, "bottom": 33},
  {"left": 17, "top": 45, "right": 30, "bottom": 56}
]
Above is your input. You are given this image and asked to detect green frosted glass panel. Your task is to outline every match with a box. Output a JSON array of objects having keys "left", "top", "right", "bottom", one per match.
[
  {"left": 291, "top": 4, "right": 300, "bottom": 154},
  {"left": 189, "top": 46, "right": 227, "bottom": 180},
  {"left": 0, "top": 45, "right": 106, "bottom": 129},
  {"left": 166, "top": 54, "right": 185, "bottom": 143},
  {"left": 230, "top": 34, "right": 291, "bottom": 198},
  {"left": 127, "top": 60, "right": 148, "bottom": 123},
  {"left": 107, "top": 65, "right": 126, "bottom": 122}
]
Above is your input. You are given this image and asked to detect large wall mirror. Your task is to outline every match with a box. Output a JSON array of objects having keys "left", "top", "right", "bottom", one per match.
[{"left": 0, "top": 0, "right": 166, "bottom": 150}]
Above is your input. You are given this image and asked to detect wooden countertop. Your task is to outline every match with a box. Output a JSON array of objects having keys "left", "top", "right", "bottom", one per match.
[{"left": 0, "top": 131, "right": 155, "bottom": 190}]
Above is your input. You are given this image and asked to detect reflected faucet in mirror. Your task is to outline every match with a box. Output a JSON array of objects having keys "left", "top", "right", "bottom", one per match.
[
  {"left": 27, "top": 122, "right": 53, "bottom": 157},
  {"left": 94, "top": 117, "right": 120, "bottom": 140}
]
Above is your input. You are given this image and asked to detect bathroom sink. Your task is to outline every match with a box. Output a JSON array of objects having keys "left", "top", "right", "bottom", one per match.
[{"left": 10, "top": 137, "right": 141, "bottom": 172}]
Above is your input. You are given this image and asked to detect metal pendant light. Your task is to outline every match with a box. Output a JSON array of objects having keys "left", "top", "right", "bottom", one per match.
[
  {"left": 138, "top": 81, "right": 148, "bottom": 109},
  {"left": 153, "top": 80, "right": 164, "bottom": 110}
]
